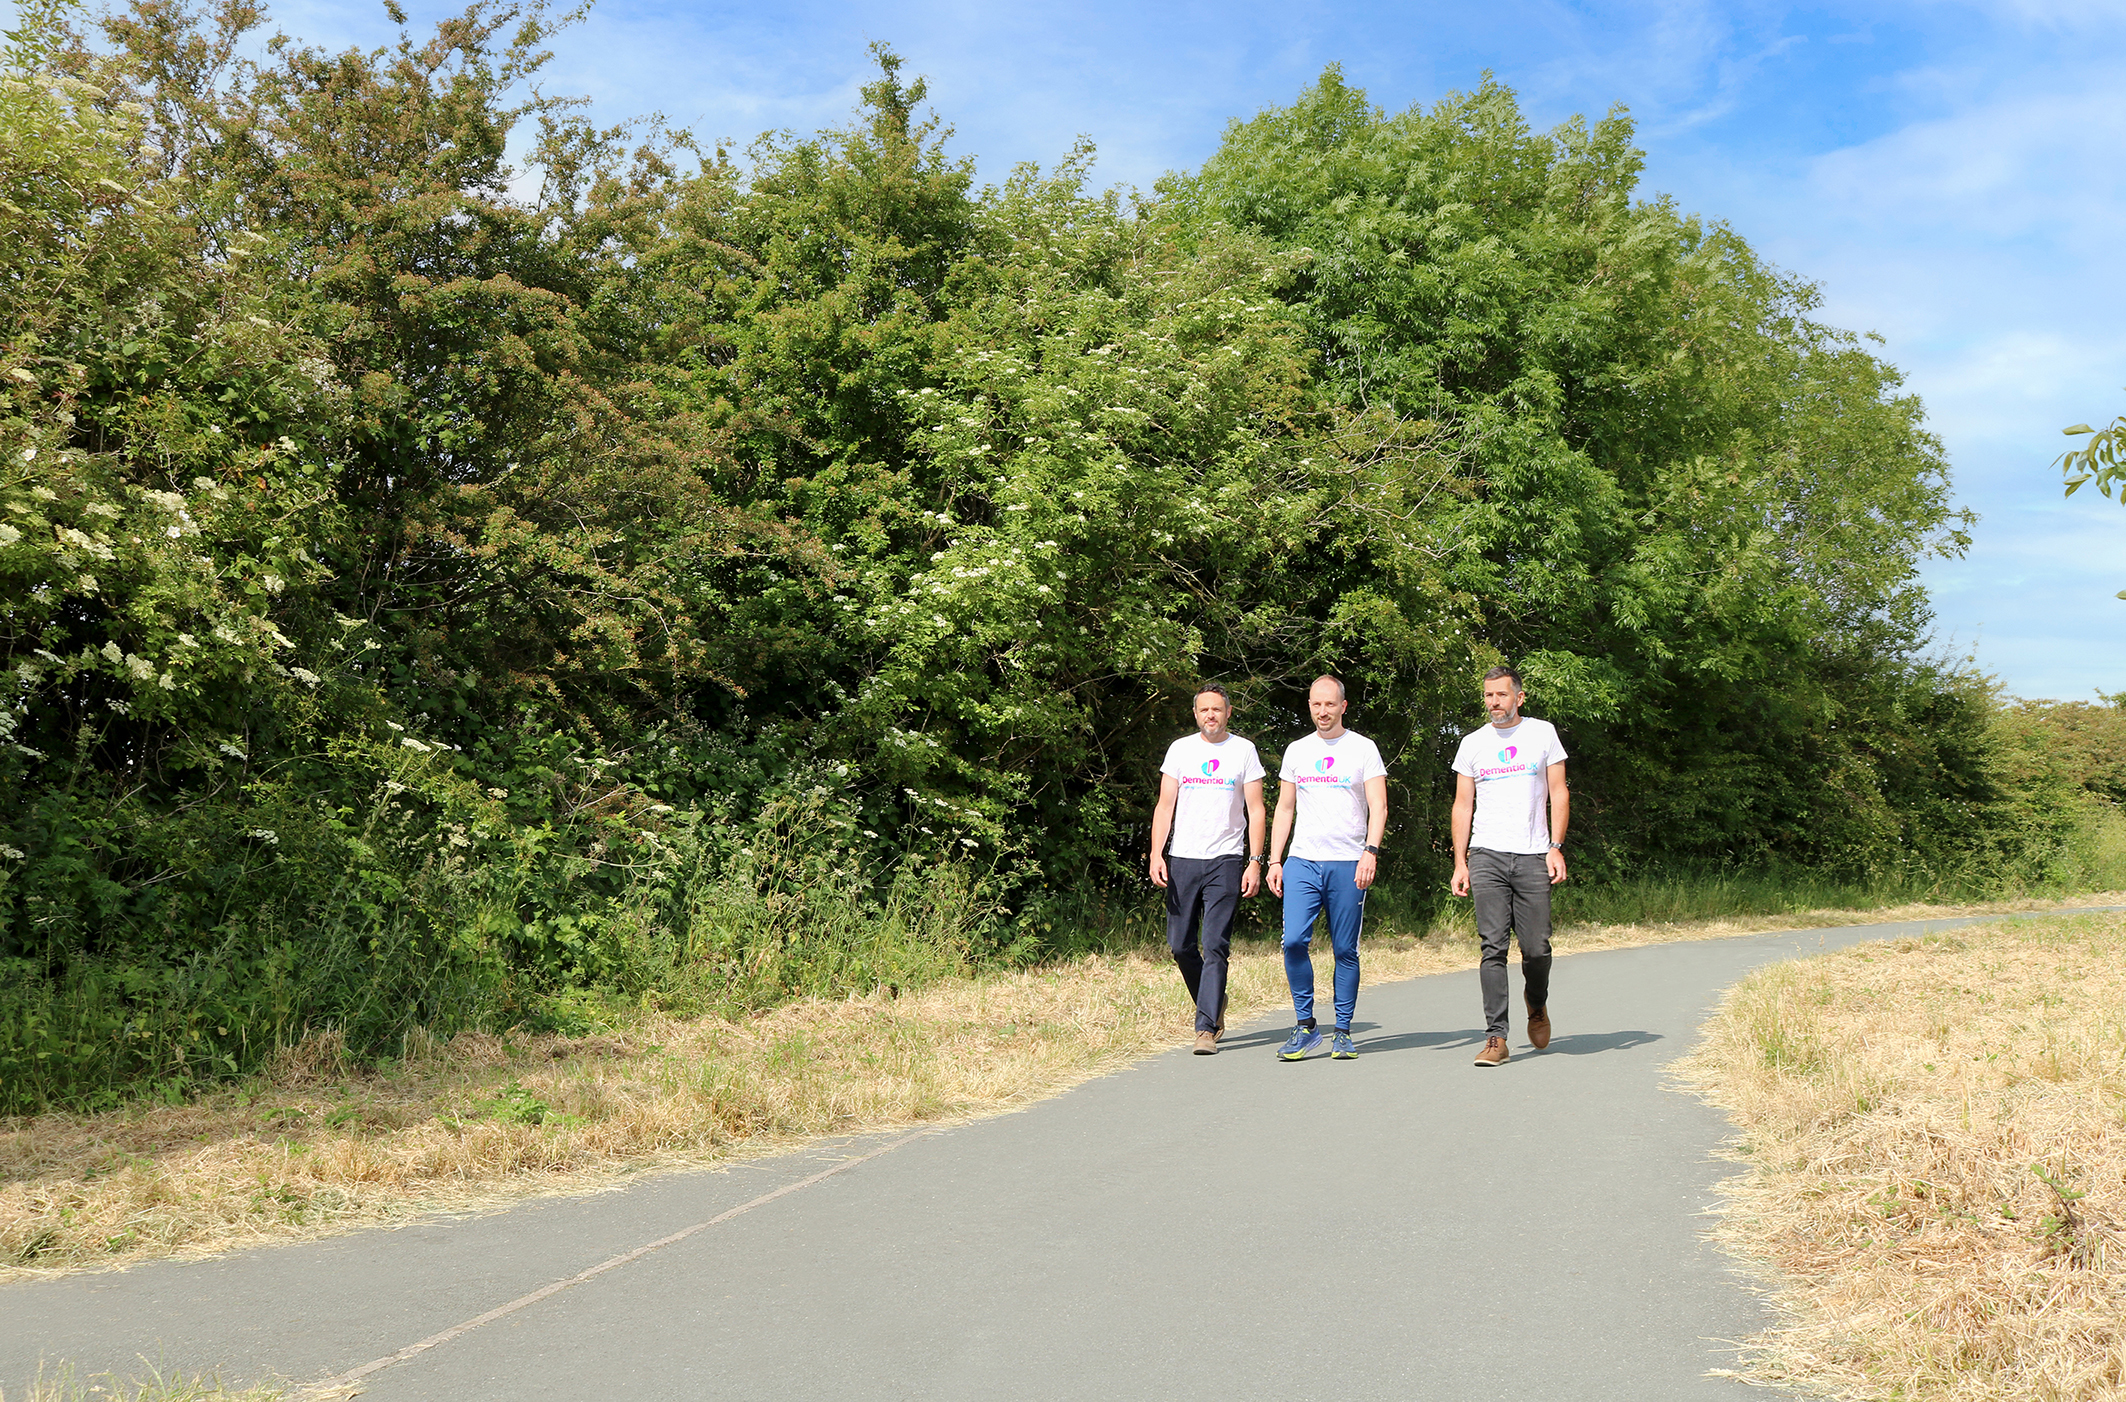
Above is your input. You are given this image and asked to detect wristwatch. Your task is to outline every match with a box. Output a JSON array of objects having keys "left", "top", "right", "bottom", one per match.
[
  {"left": 1248, "top": 855, "right": 1267, "bottom": 865},
  {"left": 1363, "top": 844, "right": 1383, "bottom": 856},
  {"left": 1548, "top": 840, "right": 1564, "bottom": 850}
]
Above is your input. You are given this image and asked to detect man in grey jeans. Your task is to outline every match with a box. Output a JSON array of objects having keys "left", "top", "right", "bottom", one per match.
[{"left": 1450, "top": 665, "right": 1570, "bottom": 1067}]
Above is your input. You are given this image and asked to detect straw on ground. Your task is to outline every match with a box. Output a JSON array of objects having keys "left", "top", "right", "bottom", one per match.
[
  {"left": 3, "top": 893, "right": 2115, "bottom": 1284},
  {"left": 1676, "top": 910, "right": 2126, "bottom": 1400}
]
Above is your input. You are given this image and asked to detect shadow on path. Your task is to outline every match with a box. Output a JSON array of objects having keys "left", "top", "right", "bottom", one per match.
[
  {"left": 1539, "top": 1029, "right": 1663, "bottom": 1056},
  {"left": 1348, "top": 1026, "right": 1663, "bottom": 1057}
]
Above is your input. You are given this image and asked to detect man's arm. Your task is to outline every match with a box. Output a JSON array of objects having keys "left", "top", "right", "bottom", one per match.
[
  {"left": 1450, "top": 773, "right": 1475, "bottom": 896},
  {"left": 1266, "top": 780, "right": 1296, "bottom": 897},
  {"left": 1148, "top": 773, "right": 1179, "bottom": 888},
  {"left": 1241, "top": 778, "right": 1266, "bottom": 898},
  {"left": 1355, "top": 774, "right": 1388, "bottom": 891},
  {"left": 1545, "top": 761, "right": 1570, "bottom": 885}
]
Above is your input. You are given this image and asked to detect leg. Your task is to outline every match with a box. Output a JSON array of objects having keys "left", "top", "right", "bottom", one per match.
[
  {"left": 1469, "top": 849, "right": 1514, "bottom": 1038},
  {"left": 1319, "top": 860, "right": 1365, "bottom": 1031},
  {"left": 1194, "top": 857, "right": 1243, "bottom": 1034},
  {"left": 1281, "top": 857, "right": 1328, "bottom": 1026},
  {"left": 1509, "top": 853, "right": 1554, "bottom": 1026},
  {"left": 1165, "top": 857, "right": 1207, "bottom": 1012}
]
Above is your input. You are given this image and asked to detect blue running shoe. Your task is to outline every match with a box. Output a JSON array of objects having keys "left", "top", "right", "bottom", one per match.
[
  {"left": 1278, "top": 1025, "right": 1324, "bottom": 1061},
  {"left": 1330, "top": 1028, "right": 1357, "bottom": 1059}
]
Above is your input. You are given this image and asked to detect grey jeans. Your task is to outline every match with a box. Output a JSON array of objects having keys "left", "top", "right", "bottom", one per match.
[{"left": 1469, "top": 848, "right": 1553, "bottom": 1038}]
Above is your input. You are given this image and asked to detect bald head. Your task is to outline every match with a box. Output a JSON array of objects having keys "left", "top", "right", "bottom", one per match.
[{"left": 1307, "top": 675, "right": 1348, "bottom": 737}]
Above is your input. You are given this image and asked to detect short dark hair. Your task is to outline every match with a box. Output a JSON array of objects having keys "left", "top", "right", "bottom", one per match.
[
  {"left": 1193, "top": 682, "right": 1230, "bottom": 702},
  {"left": 1483, "top": 665, "right": 1522, "bottom": 689}
]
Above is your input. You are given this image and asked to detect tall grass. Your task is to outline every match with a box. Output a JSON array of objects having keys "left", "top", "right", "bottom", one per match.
[
  {"left": 0, "top": 783, "right": 1004, "bottom": 1114},
  {"left": 6, "top": 783, "right": 2121, "bottom": 1117}
]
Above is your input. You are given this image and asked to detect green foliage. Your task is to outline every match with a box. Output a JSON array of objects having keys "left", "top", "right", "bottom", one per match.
[
  {"left": 2057, "top": 396, "right": 2126, "bottom": 599},
  {"left": 1169, "top": 68, "right": 1979, "bottom": 878},
  {"left": 0, "top": 9, "right": 2109, "bottom": 1113},
  {"left": 2059, "top": 399, "right": 2126, "bottom": 507}
]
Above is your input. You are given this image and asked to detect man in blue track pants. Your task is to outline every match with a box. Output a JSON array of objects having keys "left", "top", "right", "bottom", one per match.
[{"left": 1266, "top": 675, "right": 1388, "bottom": 1061}]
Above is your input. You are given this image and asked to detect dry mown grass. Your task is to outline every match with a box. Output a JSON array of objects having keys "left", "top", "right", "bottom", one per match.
[
  {"left": 1676, "top": 910, "right": 2126, "bottom": 1400},
  {"left": 3, "top": 892, "right": 2116, "bottom": 1286},
  {"left": 0, "top": 1364, "right": 282, "bottom": 1402}
]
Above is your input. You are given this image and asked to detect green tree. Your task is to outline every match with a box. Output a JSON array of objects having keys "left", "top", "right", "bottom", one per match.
[{"left": 1168, "top": 68, "right": 1980, "bottom": 877}]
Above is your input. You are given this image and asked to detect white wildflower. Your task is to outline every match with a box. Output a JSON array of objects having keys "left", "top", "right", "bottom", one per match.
[
  {"left": 247, "top": 828, "right": 279, "bottom": 845},
  {"left": 218, "top": 742, "right": 247, "bottom": 759}
]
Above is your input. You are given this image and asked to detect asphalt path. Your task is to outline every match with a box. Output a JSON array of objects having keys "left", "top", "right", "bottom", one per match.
[{"left": 3, "top": 911, "right": 2098, "bottom": 1400}]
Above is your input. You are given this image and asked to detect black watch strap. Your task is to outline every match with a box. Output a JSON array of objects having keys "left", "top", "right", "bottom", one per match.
[{"left": 1364, "top": 844, "right": 1383, "bottom": 856}]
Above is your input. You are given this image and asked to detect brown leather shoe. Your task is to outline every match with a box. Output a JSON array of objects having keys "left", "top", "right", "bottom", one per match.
[
  {"left": 1474, "top": 1036, "right": 1509, "bottom": 1067},
  {"left": 1193, "top": 1030, "right": 1218, "bottom": 1055},
  {"left": 1526, "top": 997, "right": 1551, "bottom": 1051}
]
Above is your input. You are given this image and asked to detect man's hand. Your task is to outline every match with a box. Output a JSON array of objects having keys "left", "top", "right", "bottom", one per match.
[
  {"left": 1354, "top": 851, "right": 1378, "bottom": 891},
  {"left": 1546, "top": 847, "right": 1568, "bottom": 885},
  {"left": 1451, "top": 861, "right": 1470, "bottom": 898},
  {"left": 1241, "top": 861, "right": 1261, "bottom": 898},
  {"left": 1266, "top": 860, "right": 1284, "bottom": 898},
  {"left": 1149, "top": 853, "right": 1169, "bottom": 888}
]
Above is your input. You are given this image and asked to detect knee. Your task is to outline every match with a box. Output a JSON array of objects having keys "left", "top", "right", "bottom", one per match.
[{"left": 1281, "top": 932, "right": 1313, "bottom": 955}]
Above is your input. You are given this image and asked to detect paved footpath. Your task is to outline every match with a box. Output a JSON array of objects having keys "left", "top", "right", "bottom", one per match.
[{"left": 0, "top": 913, "right": 2088, "bottom": 1400}]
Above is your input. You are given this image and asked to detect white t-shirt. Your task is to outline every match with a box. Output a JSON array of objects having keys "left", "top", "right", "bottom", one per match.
[
  {"left": 1279, "top": 730, "right": 1387, "bottom": 861},
  {"left": 1159, "top": 733, "right": 1266, "bottom": 859},
  {"left": 1452, "top": 716, "right": 1568, "bottom": 855}
]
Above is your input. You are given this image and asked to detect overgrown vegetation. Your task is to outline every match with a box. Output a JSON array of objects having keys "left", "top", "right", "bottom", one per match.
[
  {"left": 1678, "top": 912, "right": 2126, "bottom": 1399},
  {"left": 2, "top": 0, "right": 2119, "bottom": 1113}
]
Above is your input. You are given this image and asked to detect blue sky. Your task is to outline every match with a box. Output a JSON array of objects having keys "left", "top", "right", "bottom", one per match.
[{"left": 162, "top": 0, "right": 2126, "bottom": 698}]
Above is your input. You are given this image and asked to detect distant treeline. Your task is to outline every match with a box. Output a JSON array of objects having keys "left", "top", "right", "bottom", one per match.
[{"left": 1, "top": 0, "right": 2119, "bottom": 1109}]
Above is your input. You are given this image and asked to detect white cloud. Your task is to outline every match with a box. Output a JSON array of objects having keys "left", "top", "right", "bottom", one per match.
[{"left": 1806, "top": 78, "right": 2126, "bottom": 244}]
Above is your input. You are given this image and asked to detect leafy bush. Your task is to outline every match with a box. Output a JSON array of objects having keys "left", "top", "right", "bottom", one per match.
[{"left": 1, "top": 5, "right": 2110, "bottom": 1111}]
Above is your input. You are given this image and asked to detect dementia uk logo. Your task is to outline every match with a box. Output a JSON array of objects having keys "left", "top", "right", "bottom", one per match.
[
  {"left": 1477, "top": 743, "right": 1537, "bottom": 782},
  {"left": 1296, "top": 753, "right": 1348, "bottom": 786},
  {"left": 1182, "top": 755, "right": 1233, "bottom": 787}
]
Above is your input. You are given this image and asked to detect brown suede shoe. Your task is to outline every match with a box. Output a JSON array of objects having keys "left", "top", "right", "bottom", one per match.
[
  {"left": 1193, "top": 1030, "right": 1218, "bottom": 1055},
  {"left": 1526, "top": 997, "right": 1551, "bottom": 1051},
  {"left": 1474, "top": 1036, "right": 1509, "bottom": 1067}
]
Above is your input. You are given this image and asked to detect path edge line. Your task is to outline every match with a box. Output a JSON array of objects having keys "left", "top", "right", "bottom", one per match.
[{"left": 301, "top": 1130, "right": 933, "bottom": 1396}]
